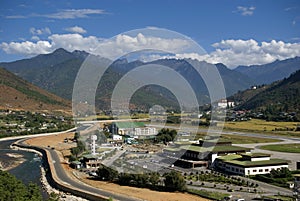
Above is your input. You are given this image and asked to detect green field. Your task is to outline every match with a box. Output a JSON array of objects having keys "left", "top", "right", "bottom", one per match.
[
  {"left": 220, "top": 134, "right": 282, "bottom": 144},
  {"left": 260, "top": 143, "right": 300, "bottom": 153},
  {"left": 224, "top": 119, "right": 298, "bottom": 132},
  {"left": 194, "top": 133, "right": 282, "bottom": 144}
]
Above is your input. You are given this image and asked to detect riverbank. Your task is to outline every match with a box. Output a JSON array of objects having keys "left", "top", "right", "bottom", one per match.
[
  {"left": 0, "top": 152, "right": 26, "bottom": 171},
  {"left": 11, "top": 139, "right": 88, "bottom": 201}
]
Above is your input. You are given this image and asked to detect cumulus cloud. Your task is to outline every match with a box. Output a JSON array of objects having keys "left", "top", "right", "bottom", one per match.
[
  {"left": 236, "top": 6, "right": 255, "bottom": 16},
  {"left": 177, "top": 39, "right": 300, "bottom": 68},
  {"left": 29, "top": 27, "right": 51, "bottom": 35},
  {"left": 1, "top": 33, "right": 300, "bottom": 68},
  {"left": 65, "top": 26, "right": 87, "bottom": 34},
  {"left": 0, "top": 41, "right": 52, "bottom": 55}
]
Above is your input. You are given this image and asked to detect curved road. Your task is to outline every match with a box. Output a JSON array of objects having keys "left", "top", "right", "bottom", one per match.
[{"left": 47, "top": 148, "right": 141, "bottom": 201}]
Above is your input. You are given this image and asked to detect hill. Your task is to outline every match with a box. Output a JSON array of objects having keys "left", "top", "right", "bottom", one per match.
[
  {"left": 1, "top": 48, "right": 256, "bottom": 110},
  {"left": 231, "top": 70, "right": 300, "bottom": 120},
  {"left": 0, "top": 67, "right": 70, "bottom": 113},
  {"left": 235, "top": 57, "right": 300, "bottom": 85}
]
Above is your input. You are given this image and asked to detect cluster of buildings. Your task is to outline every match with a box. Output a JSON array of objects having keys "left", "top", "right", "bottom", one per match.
[
  {"left": 164, "top": 138, "right": 289, "bottom": 176},
  {"left": 109, "top": 121, "right": 157, "bottom": 140}
]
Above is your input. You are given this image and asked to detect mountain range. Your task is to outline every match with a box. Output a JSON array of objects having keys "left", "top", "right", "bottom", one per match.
[
  {"left": 230, "top": 70, "right": 300, "bottom": 119},
  {"left": 1, "top": 48, "right": 300, "bottom": 111},
  {"left": 235, "top": 57, "right": 300, "bottom": 85},
  {"left": 0, "top": 67, "right": 70, "bottom": 112}
]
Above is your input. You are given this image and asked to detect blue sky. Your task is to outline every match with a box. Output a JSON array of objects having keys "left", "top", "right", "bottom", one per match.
[{"left": 0, "top": 0, "right": 299, "bottom": 68}]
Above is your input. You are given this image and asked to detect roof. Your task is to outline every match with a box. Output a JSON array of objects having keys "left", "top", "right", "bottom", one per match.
[
  {"left": 83, "top": 154, "right": 98, "bottom": 159},
  {"left": 241, "top": 153, "right": 271, "bottom": 158},
  {"left": 217, "top": 154, "right": 243, "bottom": 161},
  {"left": 71, "top": 160, "right": 81, "bottom": 165},
  {"left": 181, "top": 145, "right": 251, "bottom": 153},
  {"left": 115, "top": 121, "right": 145, "bottom": 129},
  {"left": 224, "top": 158, "right": 289, "bottom": 168}
]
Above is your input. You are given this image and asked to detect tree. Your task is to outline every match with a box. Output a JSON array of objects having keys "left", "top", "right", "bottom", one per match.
[
  {"left": 163, "top": 171, "right": 186, "bottom": 192},
  {"left": 74, "top": 132, "right": 80, "bottom": 141},
  {"left": 70, "top": 147, "right": 81, "bottom": 158},
  {"left": 0, "top": 170, "right": 42, "bottom": 201},
  {"left": 149, "top": 172, "right": 160, "bottom": 186},
  {"left": 96, "top": 165, "right": 118, "bottom": 181}
]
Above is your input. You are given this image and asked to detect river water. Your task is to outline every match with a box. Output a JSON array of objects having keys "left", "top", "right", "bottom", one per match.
[{"left": 0, "top": 139, "right": 48, "bottom": 199}]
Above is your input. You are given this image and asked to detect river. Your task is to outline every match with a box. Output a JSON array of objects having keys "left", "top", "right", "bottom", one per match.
[{"left": 0, "top": 139, "right": 48, "bottom": 199}]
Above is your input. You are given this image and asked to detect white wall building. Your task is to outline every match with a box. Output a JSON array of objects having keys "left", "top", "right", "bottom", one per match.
[{"left": 215, "top": 153, "right": 289, "bottom": 176}]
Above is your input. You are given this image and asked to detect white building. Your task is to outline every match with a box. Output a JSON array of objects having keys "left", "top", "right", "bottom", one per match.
[
  {"left": 216, "top": 99, "right": 235, "bottom": 109},
  {"left": 215, "top": 153, "right": 289, "bottom": 176}
]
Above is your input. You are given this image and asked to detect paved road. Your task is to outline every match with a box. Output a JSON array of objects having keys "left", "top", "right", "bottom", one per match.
[{"left": 48, "top": 148, "right": 142, "bottom": 201}]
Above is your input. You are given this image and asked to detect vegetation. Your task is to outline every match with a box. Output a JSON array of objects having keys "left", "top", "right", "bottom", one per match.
[
  {"left": 224, "top": 118, "right": 300, "bottom": 134},
  {"left": 0, "top": 169, "right": 42, "bottom": 201},
  {"left": 155, "top": 128, "right": 177, "bottom": 143},
  {"left": 233, "top": 70, "right": 300, "bottom": 121},
  {"left": 186, "top": 171, "right": 255, "bottom": 187},
  {"left": 0, "top": 110, "right": 73, "bottom": 138},
  {"left": 260, "top": 143, "right": 300, "bottom": 153},
  {"left": 163, "top": 171, "right": 186, "bottom": 192},
  {"left": 188, "top": 189, "right": 229, "bottom": 201},
  {"left": 251, "top": 168, "right": 293, "bottom": 188},
  {"left": 220, "top": 134, "right": 281, "bottom": 144},
  {"left": 95, "top": 165, "right": 186, "bottom": 192},
  {"left": 70, "top": 132, "right": 86, "bottom": 160},
  {"left": 0, "top": 67, "right": 70, "bottom": 111}
]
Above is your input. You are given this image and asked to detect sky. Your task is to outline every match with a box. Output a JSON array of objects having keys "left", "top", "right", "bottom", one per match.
[{"left": 0, "top": 0, "right": 300, "bottom": 68}]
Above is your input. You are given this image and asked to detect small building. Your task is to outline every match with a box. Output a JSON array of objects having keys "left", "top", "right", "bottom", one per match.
[
  {"left": 216, "top": 99, "right": 235, "bottom": 109},
  {"left": 82, "top": 154, "right": 102, "bottom": 169},
  {"left": 70, "top": 161, "right": 82, "bottom": 169},
  {"left": 215, "top": 153, "right": 289, "bottom": 176}
]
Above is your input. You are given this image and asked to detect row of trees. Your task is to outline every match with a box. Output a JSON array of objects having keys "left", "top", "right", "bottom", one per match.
[{"left": 96, "top": 165, "right": 186, "bottom": 192}]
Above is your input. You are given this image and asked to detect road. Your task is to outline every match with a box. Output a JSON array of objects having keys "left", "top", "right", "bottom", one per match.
[{"left": 47, "top": 148, "right": 141, "bottom": 201}]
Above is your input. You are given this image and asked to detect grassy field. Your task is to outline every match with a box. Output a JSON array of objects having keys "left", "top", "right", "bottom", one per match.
[
  {"left": 220, "top": 134, "right": 282, "bottom": 144},
  {"left": 193, "top": 132, "right": 281, "bottom": 144},
  {"left": 223, "top": 119, "right": 300, "bottom": 135},
  {"left": 260, "top": 143, "right": 300, "bottom": 153},
  {"left": 224, "top": 119, "right": 298, "bottom": 131}
]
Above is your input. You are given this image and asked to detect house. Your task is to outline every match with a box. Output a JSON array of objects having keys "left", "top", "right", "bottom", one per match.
[
  {"left": 70, "top": 161, "right": 82, "bottom": 169},
  {"left": 215, "top": 153, "right": 289, "bottom": 176},
  {"left": 109, "top": 122, "right": 157, "bottom": 139},
  {"left": 82, "top": 154, "right": 102, "bottom": 169},
  {"left": 216, "top": 99, "right": 235, "bottom": 109}
]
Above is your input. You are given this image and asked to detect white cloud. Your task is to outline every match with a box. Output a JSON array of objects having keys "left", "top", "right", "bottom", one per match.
[
  {"left": 1, "top": 33, "right": 300, "bottom": 68},
  {"left": 43, "top": 9, "right": 105, "bottom": 19},
  {"left": 65, "top": 26, "right": 87, "bottom": 34},
  {"left": 5, "top": 9, "right": 106, "bottom": 20},
  {"left": 236, "top": 6, "right": 255, "bottom": 16},
  {"left": 31, "top": 36, "right": 40, "bottom": 41},
  {"left": 5, "top": 15, "right": 27, "bottom": 19},
  {"left": 177, "top": 39, "right": 300, "bottom": 68},
  {"left": 30, "top": 27, "right": 51, "bottom": 35},
  {"left": 0, "top": 41, "right": 52, "bottom": 55}
]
